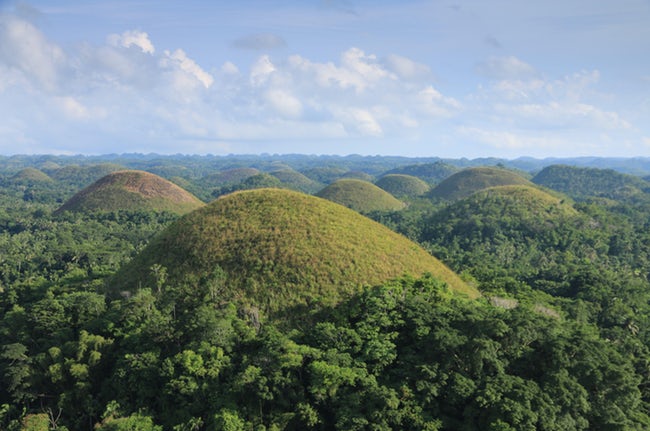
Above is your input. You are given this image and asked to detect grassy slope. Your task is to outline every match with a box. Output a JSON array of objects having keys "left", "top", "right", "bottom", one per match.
[
  {"left": 113, "top": 189, "right": 477, "bottom": 314},
  {"left": 375, "top": 174, "right": 430, "bottom": 197},
  {"left": 316, "top": 179, "right": 406, "bottom": 212},
  {"left": 56, "top": 170, "right": 205, "bottom": 215},
  {"left": 430, "top": 166, "right": 532, "bottom": 200}
]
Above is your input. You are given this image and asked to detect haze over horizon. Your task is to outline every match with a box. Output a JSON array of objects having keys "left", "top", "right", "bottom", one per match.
[{"left": 0, "top": 0, "right": 648, "bottom": 158}]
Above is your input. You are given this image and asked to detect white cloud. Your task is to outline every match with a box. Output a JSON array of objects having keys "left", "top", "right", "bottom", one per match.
[
  {"left": 221, "top": 61, "right": 239, "bottom": 75},
  {"left": 0, "top": 15, "right": 64, "bottom": 91},
  {"left": 288, "top": 48, "right": 396, "bottom": 93},
  {"left": 384, "top": 54, "right": 431, "bottom": 80},
  {"left": 107, "top": 30, "right": 155, "bottom": 54},
  {"left": 265, "top": 89, "right": 303, "bottom": 118},
  {"left": 162, "top": 49, "right": 214, "bottom": 89},
  {"left": 333, "top": 107, "right": 383, "bottom": 136},
  {"left": 250, "top": 55, "right": 276, "bottom": 86},
  {"left": 417, "top": 85, "right": 462, "bottom": 117},
  {"left": 0, "top": 12, "right": 645, "bottom": 158}
]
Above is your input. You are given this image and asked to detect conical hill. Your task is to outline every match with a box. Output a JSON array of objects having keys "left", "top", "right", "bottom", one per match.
[
  {"left": 429, "top": 166, "right": 532, "bottom": 200},
  {"left": 111, "top": 189, "right": 477, "bottom": 314},
  {"left": 55, "top": 170, "right": 204, "bottom": 215},
  {"left": 316, "top": 179, "right": 406, "bottom": 212},
  {"left": 375, "top": 174, "right": 430, "bottom": 198},
  {"left": 11, "top": 167, "right": 53, "bottom": 183}
]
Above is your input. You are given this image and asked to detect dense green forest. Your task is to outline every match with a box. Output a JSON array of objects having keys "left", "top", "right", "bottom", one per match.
[{"left": 3, "top": 154, "right": 650, "bottom": 430}]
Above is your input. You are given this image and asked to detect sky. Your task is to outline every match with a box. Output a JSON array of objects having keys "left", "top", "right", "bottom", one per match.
[{"left": 0, "top": 0, "right": 649, "bottom": 158}]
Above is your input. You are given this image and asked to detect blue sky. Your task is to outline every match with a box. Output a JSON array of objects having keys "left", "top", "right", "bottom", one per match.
[{"left": 0, "top": 0, "right": 648, "bottom": 158}]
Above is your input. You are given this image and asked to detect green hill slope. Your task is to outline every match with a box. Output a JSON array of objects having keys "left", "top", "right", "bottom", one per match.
[
  {"left": 55, "top": 170, "right": 205, "bottom": 215},
  {"left": 316, "top": 179, "right": 406, "bottom": 212},
  {"left": 429, "top": 166, "right": 532, "bottom": 200},
  {"left": 10, "top": 167, "right": 54, "bottom": 183},
  {"left": 270, "top": 169, "right": 323, "bottom": 193},
  {"left": 532, "top": 164, "right": 650, "bottom": 201},
  {"left": 375, "top": 174, "right": 430, "bottom": 198},
  {"left": 112, "top": 189, "right": 477, "bottom": 315},
  {"left": 384, "top": 161, "right": 459, "bottom": 184}
]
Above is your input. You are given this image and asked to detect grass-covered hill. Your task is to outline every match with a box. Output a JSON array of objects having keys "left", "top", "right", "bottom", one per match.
[
  {"left": 383, "top": 161, "right": 459, "bottom": 184},
  {"left": 10, "top": 167, "right": 54, "bottom": 184},
  {"left": 375, "top": 174, "right": 430, "bottom": 198},
  {"left": 429, "top": 166, "right": 532, "bottom": 200},
  {"left": 55, "top": 170, "right": 205, "bottom": 215},
  {"left": 421, "top": 185, "right": 589, "bottom": 287},
  {"left": 532, "top": 164, "right": 650, "bottom": 201},
  {"left": 316, "top": 179, "right": 406, "bottom": 212},
  {"left": 112, "top": 188, "right": 477, "bottom": 315},
  {"left": 269, "top": 169, "right": 323, "bottom": 193}
]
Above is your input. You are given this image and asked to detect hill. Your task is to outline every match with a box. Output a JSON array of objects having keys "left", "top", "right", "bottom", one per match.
[
  {"left": 429, "top": 166, "right": 532, "bottom": 200},
  {"left": 269, "top": 169, "right": 323, "bottom": 193},
  {"left": 375, "top": 174, "right": 430, "bottom": 198},
  {"left": 383, "top": 161, "right": 459, "bottom": 184},
  {"left": 316, "top": 179, "right": 406, "bottom": 212},
  {"left": 10, "top": 167, "right": 53, "bottom": 184},
  {"left": 55, "top": 170, "right": 205, "bottom": 215},
  {"left": 420, "top": 184, "right": 585, "bottom": 289},
  {"left": 532, "top": 164, "right": 650, "bottom": 201},
  {"left": 111, "top": 188, "right": 477, "bottom": 315}
]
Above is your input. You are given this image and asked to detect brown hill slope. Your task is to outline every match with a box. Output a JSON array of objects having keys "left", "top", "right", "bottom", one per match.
[
  {"left": 111, "top": 189, "right": 478, "bottom": 316},
  {"left": 56, "top": 170, "right": 204, "bottom": 215}
]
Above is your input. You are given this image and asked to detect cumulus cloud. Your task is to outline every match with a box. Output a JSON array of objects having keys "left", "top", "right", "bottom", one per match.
[
  {"left": 0, "top": 14, "right": 64, "bottom": 91},
  {"left": 232, "top": 33, "right": 286, "bottom": 50},
  {"left": 107, "top": 30, "right": 155, "bottom": 54},
  {"left": 162, "top": 49, "right": 214, "bottom": 89},
  {"left": 0, "top": 12, "right": 643, "bottom": 157}
]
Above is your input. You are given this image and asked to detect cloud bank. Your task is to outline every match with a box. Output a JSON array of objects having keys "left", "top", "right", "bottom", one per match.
[{"left": 0, "top": 12, "right": 644, "bottom": 157}]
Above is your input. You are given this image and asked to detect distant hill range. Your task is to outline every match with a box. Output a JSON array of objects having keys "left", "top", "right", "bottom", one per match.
[
  {"left": 111, "top": 188, "right": 478, "bottom": 318},
  {"left": 55, "top": 170, "right": 205, "bottom": 215}
]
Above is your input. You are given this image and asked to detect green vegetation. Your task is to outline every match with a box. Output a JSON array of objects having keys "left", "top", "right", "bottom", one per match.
[
  {"left": 532, "top": 164, "right": 650, "bottom": 201},
  {"left": 113, "top": 188, "right": 476, "bottom": 315},
  {"left": 384, "top": 161, "right": 459, "bottom": 184},
  {"left": 316, "top": 179, "right": 406, "bottom": 212},
  {"left": 56, "top": 170, "right": 205, "bottom": 215},
  {"left": 5, "top": 155, "right": 650, "bottom": 430},
  {"left": 10, "top": 168, "right": 53, "bottom": 184},
  {"left": 429, "top": 166, "right": 532, "bottom": 200},
  {"left": 269, "top": 169, "right": 324, "bottom": 194},
  {"left": 375, "top": 174, "right": 430, "bottom": 198}
]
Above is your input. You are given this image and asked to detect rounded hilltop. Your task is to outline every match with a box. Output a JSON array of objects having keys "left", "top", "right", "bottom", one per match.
[
  {"left": 429, "top": 166, "right": 532, "bottom": 200},
  {"left": 316, "top": 179, "right": 406, "bottom": 212},
  {"left": 55, "top": 170, "right": 204, "bottom": 215},
  {"left": 375, "top": 174, "right": 431, "bottom": 198},
  {"left": 112, "top": 188, "right": 477, "bottom": 316}
]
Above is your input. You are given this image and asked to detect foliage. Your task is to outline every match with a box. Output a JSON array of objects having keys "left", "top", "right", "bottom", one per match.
[{"left": 532, "top": 164, "right": 650, "bottom": 201}]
